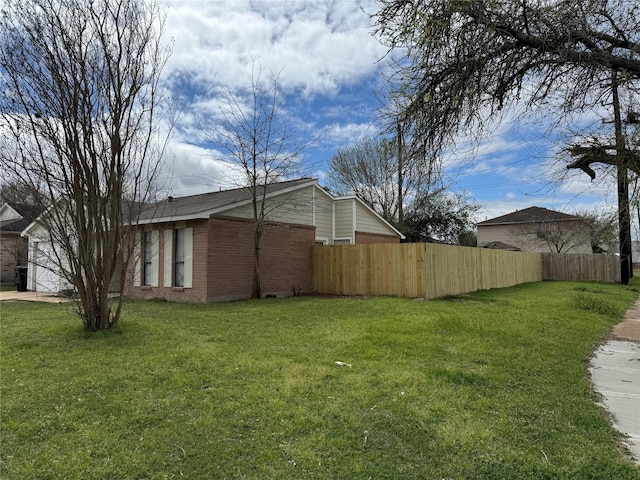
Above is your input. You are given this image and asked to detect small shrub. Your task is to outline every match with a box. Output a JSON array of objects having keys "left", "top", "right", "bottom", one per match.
[{"left": 572, "top": 293, "right": 621, "bottom": 317}]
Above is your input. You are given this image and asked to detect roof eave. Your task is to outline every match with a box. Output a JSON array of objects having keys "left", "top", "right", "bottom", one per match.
[{"left": 132, "top": 179, "right": 319, "bottom": 225}]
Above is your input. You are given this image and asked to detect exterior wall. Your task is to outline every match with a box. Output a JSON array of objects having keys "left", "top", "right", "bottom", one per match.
[
  {"left": 355, "top": 202, "right": 396, "bottom": 237},
  {"left": 0, "top": 234, "right": 25, "bottom": 285},
  {"left": 477, "top": 221, "right": 592, "bottom": 253},
  {"left": 207, "top": 216, "right": 315, "bottom": 301},
  {"left": 126, "top": 219, "right": 209, "bottom": 302},
  {"left": 313, "top": 187, "right": 334, "bottom": 243},
  {"left": 355, "top": 231, "right": 401, "bottom": 244},
  {"left": 334, "top": 199, "right": 354, "bottom": 241},
  {"left": 223, "top": 188, "right": 314, "bottom": 226}
]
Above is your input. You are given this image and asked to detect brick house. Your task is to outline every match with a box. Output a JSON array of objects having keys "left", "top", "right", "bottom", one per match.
[
  {"left": 477, "top": 206, "right": 592, "bottom": 253},
  {"left": 127, "top": 178, "right": 403, "bottom": 302}
]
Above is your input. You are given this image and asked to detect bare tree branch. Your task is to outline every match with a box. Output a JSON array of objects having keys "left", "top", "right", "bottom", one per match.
[{"left": 0, "top": 0, "right": 172, "bottom": 330}]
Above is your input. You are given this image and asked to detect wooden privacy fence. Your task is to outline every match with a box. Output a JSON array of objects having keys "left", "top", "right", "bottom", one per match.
[
  {"left": 312, "top": 243, "right": 620, "bottom": 299},
  {"left": 542, "top": 253, "right": 620, "bottom": 283}
]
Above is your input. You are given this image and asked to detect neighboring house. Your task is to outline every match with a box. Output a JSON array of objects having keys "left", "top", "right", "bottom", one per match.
[
  {"left": 0, "top": 203, "right": 42, "bottom": 286},
  {"left": 631, "top": 240, "right": 640, "bottom": 267},
  {"left": 127, "top": 178, "right": 404, "bottom": 302},
  {"left": 20, "top": 211, "right": 74, "bottom": 294},
  {"left": 476, "top": 206, "right": 592, "bottom": 253}
]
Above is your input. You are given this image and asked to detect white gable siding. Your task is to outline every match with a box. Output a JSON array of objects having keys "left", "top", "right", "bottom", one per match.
[
  {"left": 355, "top": 202, "right": 396, "bottom": 236},
  {"left": 313, "top": 187, "right": 334, "bottom": 241},
  {"left": 0, "top": 204, "right": 21, "bottom": 222},
  {"left": 223, "top": 187, "right": 314, "bottom": 226},
  {"left": 334, "top": 199, "right": 354, "bottom": 240}
]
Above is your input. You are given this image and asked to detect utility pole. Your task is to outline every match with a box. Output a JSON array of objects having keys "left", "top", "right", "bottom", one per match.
[
  {"left": 397, "top": 122, "right": 404, "bottom": 229},
  {"left": 612, "top": 72, "right": 633, "bottom": 284}
]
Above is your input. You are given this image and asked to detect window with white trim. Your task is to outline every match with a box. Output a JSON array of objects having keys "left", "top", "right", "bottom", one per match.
[
  {"left": 135, "top": 230, "right": 159, "bottom": 288},
  {"left": 174, "top": 228, "right": 185, "bottom": 287},
  {"left": 143, "top": 231, "right": 154, "bottom": 286},
  {"left": 163, "top": 226, "right": 193, "bottom": 289}
]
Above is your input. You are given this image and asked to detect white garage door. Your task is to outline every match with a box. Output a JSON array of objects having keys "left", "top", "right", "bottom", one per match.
[{"left": 33, "top": 241, "right": 64, "bottom": 293}]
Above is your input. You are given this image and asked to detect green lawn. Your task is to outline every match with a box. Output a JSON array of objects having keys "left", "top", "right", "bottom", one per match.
[{"left": 2, "top": 280, "right": 640, "bottom": 479}]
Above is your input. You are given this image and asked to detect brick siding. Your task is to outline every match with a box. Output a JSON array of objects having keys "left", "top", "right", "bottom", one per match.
[
  {"left": 126, "top": 219, "right": 209, "bottom": 302},
  {"left": 207, "top": 216, "right": 314, "bottom": 301}
]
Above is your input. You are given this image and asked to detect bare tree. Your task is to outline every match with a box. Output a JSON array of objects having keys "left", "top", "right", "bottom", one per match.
[
  {"left": 0, "top": 0, "right": 172, "bottom": 330},
  {"left": 327, "top": 135, "right": 435, "bottom": 228},
  {"left": 0, "top": 180, "right": 40, "bottom": 205},
  {"left": 207, "top": 64, "right": 312, "bottom": 298}
]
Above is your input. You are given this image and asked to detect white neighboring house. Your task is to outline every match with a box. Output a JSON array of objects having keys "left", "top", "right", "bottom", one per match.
[{"left": 21, "top": 216, "right": 73, "bottom": 294}]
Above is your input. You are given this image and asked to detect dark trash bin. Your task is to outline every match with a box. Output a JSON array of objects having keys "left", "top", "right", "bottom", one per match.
[{"left": 16, "top": 266, "right": 28, "bottom": 292}]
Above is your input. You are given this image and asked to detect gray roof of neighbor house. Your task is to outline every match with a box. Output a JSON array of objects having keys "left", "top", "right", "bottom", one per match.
[
  {"left": 481, "top": 241, "right": 521, "bottom": 251},
  {"left": 476, "top": 206, "right": 582, "bottom": 226},
  {"left": 135, "top": 178, "right": 316, "bottom": 224},
  {"left": 0, "top": 203, "right": 44, "bottom": 234}
]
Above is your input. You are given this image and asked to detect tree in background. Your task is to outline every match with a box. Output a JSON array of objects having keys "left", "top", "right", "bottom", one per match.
[
  {"left": 575, "top": 209, "right": 618, "bottom": 253},
  {"left": 328, "top": 136, "right": 479, "bottom": 242},
  {"left": 208, "top": 63, "right": 312, "bottom": 298},
  {"left": 457, "top": 230, "right": 477, "bottom": 248},
  {"left": 402, "top": 190, "right": 480, "bottom": 245},
  {"left": 373, "top": 0, "right": 639, "bottom": 280},
  {"left": 0, "top": 0, "right": 171, "bottom": 330},
  {"left": 0, "top": 180, "right": 40, "bottom": 206},
  {"left": 327, "top": 136, "right": 434, "bottom": 226}
]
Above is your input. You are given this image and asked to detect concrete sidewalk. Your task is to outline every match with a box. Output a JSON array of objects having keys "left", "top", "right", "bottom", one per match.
[
  {"left": 590, "top": 298, "right": 640, "bottom": 464},
  {"left": 0, "top": 290, "right": 70, "bottom": 303}
]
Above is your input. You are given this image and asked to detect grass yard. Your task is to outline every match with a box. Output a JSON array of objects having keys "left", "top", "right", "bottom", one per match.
[{"left": 2, "top": 280, "right": 640, "bottom": 479}]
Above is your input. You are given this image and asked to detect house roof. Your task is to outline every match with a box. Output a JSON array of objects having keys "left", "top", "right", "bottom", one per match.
[
  {"left": 133, "top": 178, "right": 405, "bottom": 239},
  {"left": 0, "top": 203, "right": 43, "bottom": 234},
  {"left": 135, "top": 178, "right": 318, "bottom": 224},
  {"left": 481, "top": 241, "right": 521, "bottom": 251},
  {"left": 476, "top": 206, "right": 582, "bottom": 226}
]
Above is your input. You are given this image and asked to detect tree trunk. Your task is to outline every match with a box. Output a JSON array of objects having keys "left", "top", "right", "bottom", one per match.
[{"left": 252, "top": 223, "right": 262, "bottom": 299}]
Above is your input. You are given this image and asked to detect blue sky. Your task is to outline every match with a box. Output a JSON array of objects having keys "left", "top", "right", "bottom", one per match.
[{"left": 159, "top": 0, "right": 616, "bottom": 222}]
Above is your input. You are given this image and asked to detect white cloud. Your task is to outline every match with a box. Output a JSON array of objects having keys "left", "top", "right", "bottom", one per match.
[
  {"left": 159, "top": 141, "right": 245, "bottom": 196},
  {"left": 162, "top": 0, "right": 386, "bottom": 96}
]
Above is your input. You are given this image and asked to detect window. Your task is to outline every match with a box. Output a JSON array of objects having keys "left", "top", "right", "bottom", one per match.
[
  {"left": 174, "top": 228, "right": 185, "bottom": 287},
  {"left": 163, "top": 226, "right": 193, "bottom": 289},
  {"left": 143, "top": 231, "right": 154, "bottom": 286},
  {"left": 333, "top": 238, "right": 352, "bottom": 245},
  {"left": 135, "top": 230, "right": 158, "bottom": 288}
]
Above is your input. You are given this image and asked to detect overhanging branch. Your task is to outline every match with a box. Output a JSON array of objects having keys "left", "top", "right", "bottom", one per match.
[{"left": 567, "top": 144, "right": 640, "bottom": 179}]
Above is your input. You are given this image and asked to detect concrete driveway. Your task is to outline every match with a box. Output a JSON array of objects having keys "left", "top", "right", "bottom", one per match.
[{"left": 0, "top": 290, "right": 70, "bottom": 303}]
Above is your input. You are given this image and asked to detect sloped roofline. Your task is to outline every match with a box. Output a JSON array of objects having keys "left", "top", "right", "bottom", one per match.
[
  {"left": 133, "top": 178, "right": 318, "bottom": 225},
  {"left": 133, "top": 178, "right": 405, "bottom": 239},
  {"left": 476, "top": 206, "right": 582, "bottom": 226}
]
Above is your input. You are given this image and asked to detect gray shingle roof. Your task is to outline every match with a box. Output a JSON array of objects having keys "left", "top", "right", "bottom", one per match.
[
  {"left": 136, "top": 178, "right": 315, "bottom": 223},
  {"left": 0, "top": 204, "right": 43, "bottom": 234},
  {"left": 476, "top": 206, "right": 581, "bottom": 226}
]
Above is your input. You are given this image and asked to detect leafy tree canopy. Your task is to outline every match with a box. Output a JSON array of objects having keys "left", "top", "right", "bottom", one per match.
[{"left": 373, "top": 0, "right": 640, "bottom": 161}]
